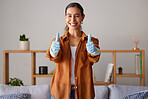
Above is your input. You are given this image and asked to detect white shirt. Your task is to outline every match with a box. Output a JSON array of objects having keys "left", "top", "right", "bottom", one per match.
[{"left": 70, "top": 46, "right": 77, "bottom": 85}]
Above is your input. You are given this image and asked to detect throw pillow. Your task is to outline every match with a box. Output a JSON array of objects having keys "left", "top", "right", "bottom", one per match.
[
  {"left": 108, "top": 84, "right": 148, "bottom": 99},
  {"left": 123, "top": 90, "right": 148, "bottom": 99},
  {"left": 0, "top": 84, "right": 50, "bottom": 99},
  {"left": 0, "top": 93, "right": 31, "bottom": 99}
]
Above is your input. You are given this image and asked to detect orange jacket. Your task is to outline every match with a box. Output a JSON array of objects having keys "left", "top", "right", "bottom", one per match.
[{"left": 46, "top": 31, "right": 100, "bottom": 99}]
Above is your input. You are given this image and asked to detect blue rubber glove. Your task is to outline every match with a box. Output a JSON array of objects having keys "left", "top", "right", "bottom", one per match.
[
  {"left": 51, "top": 33, "right": 60, "bottom": 54},
  {"left": 86, "top": 34, "right": 97, "bottom": 54}
]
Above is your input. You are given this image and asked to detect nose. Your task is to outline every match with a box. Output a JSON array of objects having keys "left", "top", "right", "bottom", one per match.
[{"left": 71, "top": 15, "right": 76, "bottom": 22}]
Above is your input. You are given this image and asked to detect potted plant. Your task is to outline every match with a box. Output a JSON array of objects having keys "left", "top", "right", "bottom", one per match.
[
  {"left": 8, "top": 78, "right": 24, "bottom": 86},
  {"left": 19, "top": 34, "right": 30, "bottom": 50},
  {"left": 118, "top": 67, "right": 123, "bottom": 74}
]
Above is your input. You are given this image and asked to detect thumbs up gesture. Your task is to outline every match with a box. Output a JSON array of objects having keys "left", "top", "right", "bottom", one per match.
[
  {"left": 51, "top": 33, "right": 60, "bottom": 54},
  {"left": 86, "top": 34, "right": 97, "bottom": 54}
]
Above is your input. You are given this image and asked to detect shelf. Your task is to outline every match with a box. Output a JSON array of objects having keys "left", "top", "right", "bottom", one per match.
[
  {"left": 4, "top": 50, "right": 143, "bottom": 53},
  {"left": 3, "top": 50, "right": 145, "bottom": 86},
  {"left": 100, "top": 50, "right": 114, "bottom": 53},
  {"left": 33, "top": 74, "right": 53, "bottom": 77},
  {"left": 94, "top": 81, "right": 114, "bottom": 85},
  {"left": 116, "top": 73, "right": 143, "bottom": 77},
  {"left": 115, "top": 50, "right": 144, "bottom": 53},
  {"left": 4, "top": 50, "right": 46, "bottom": 53}
]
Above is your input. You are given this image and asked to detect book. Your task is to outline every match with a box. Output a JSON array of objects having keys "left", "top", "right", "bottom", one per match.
[
  {"left": 135, "top": 54, "right": 140, "bottom": 75},
  {"left": 104, "top": 63, "right": 114, "bottom": 83},
  {"left": 140, "top": 54, "right": 142, "bottom": 75},
  {"left": 135, "top": 54, "right": 142, "bottom": 75},
  {"left": 93, "top": 72, "right": 96, "bottom": 83}
]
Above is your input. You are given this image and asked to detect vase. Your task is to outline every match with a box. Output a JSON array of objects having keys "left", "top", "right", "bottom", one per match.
[{"left": 19, "top": 41, "right": 30, "bottom": 50}]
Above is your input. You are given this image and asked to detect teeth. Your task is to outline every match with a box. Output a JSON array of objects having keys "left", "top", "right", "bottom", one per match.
[{"left": 71, "top": 23, "right": 76, "bottom": 26}]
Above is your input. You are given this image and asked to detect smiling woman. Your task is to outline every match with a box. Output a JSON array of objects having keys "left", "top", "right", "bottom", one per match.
[
  {"left": 46, "top": 2, "right": 101, "bottom": 99},
  {"left": 64, "top": 3, "right": 85, "bottom": 32}
]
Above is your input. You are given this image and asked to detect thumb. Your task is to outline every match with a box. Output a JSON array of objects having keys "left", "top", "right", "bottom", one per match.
[
  {"left": 56, "top": 33, "right": 60, "bottom": 42},
  {"left": 88, "top": 34, "right": 91, "bottom": 43}
]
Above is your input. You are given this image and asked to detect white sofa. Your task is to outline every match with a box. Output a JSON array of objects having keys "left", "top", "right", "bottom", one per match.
[{"left": 1, "top": 84, "right": 148, "bottom": 99}]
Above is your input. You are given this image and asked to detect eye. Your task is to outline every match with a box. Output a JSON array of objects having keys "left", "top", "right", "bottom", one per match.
[
  {"left": 68, "top": 15, "right": 71, "bottom": 17},
  {"left": 66, "top": 14, "right": 71, "bottom": 18},
  {"left": 75, "top": 15, "right": 80, "bottom": 17},
  {"left": 74, "top": 14, "right": 81, "bottom": 17}
]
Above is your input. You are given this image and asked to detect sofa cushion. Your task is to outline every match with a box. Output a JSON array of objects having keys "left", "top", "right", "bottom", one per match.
[
  {"left": 94, "top": 85, "right": 108, "bottom": 99},
  {"left": 108, "top": 84, "right": 148, "bottom": 99},
  {"left": 0, "top": 93, "right": 31, "bottom": 99},
  {"left": 0, "top": 84, "right": 50, "bottom": 99},
  {"left": 123, "top": 90, "right": 148, "bottom": 99}
]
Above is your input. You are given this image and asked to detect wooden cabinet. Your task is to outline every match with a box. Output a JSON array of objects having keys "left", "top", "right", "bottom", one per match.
[
  {"left": 3, "top": 50, "right": 145, "bottom": 86},
  {"left": 3, "top": 50, "right": 52, "bottom": 85},
  {"left": 94, "top": 50, "right": 145, "bottom": 86}
]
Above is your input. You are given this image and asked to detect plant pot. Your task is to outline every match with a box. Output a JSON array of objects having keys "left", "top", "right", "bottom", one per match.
[
  {"left": 118, "top": 69, "right": 122, "bottom": 74},
  {"left": 19, "top": 41, "right": 30, "bottom": 50}
]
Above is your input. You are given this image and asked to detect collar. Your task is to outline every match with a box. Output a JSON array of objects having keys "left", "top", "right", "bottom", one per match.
[{"left": 63, "top": 31, "right": 87, "bottom": 41}]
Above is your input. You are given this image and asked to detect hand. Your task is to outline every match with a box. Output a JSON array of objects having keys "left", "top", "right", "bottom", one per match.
[
  {"left": 86, "top": 34, "right": 97, "bottom": 54},
  {"left": 51, "top": 33, "right": 60, "bottom": 54}
]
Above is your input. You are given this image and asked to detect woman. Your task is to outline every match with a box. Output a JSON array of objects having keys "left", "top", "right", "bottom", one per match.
[{"left": 46, "top": 2, "right": 101, "bottom": 99}]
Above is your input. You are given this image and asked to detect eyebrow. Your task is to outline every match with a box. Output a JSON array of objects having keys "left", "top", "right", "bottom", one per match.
[{"left": 66, "top": 13, "right": 81, "bottom": 15}]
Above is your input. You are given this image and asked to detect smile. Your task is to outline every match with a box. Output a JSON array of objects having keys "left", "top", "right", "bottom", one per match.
[{"left": 69, "top": 23, "right": 77, "bottom": 26}]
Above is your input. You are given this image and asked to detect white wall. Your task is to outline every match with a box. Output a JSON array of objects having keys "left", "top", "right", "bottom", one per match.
[{"left": 0, "top": 0, "right": 148, "bottom": 86}]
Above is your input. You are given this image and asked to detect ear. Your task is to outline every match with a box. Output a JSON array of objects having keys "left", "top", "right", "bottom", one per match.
[
  {"left": 64, "top": 14, "right": 66, "bottom": 19},
  {"left": 82, "top": 14, "right": 85, "bottom": 21}
]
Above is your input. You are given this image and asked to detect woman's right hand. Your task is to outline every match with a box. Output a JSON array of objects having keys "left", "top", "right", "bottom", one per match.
[{"left": 51, "top": 33, "right": 60, "bottom": 54}]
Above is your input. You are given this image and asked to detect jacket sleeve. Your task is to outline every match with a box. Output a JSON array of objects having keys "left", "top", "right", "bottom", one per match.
[
  {"left": 46, "top": 38, "right": 62, "bottom": 63},
  {"left": 87, "top": 37, "right": 101, "bottom": 63}
]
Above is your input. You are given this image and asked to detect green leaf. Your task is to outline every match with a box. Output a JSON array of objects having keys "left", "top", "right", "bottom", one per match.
[
  {"left": 8, "top": 77, "right": 24, "bottom": 86},
  {"left": 19, "top": 34, "right": 29, "bottom": 41}
]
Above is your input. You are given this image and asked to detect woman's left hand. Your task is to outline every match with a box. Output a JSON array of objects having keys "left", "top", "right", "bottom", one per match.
[{"left": 86, "top": 34, "right": 97, "bottom": 54}]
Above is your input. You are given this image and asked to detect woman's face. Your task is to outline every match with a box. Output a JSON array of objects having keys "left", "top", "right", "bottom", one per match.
[{"left": 65, "top": 7, "right": 85, "bottom": 31}]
